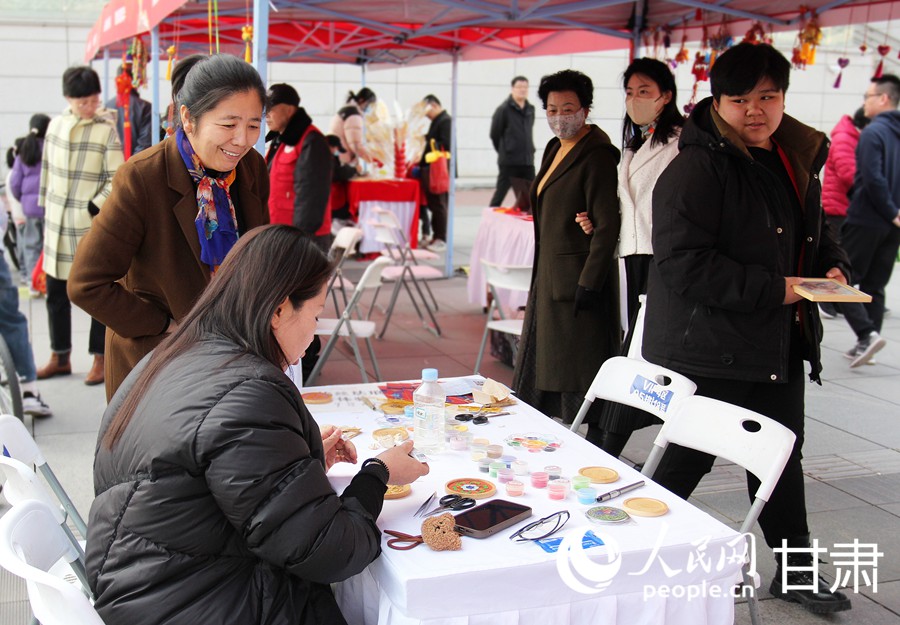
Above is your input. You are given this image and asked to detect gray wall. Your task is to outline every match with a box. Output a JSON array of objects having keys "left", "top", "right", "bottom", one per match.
[{"left": 0, "top": 21, "right": 896, "bottom": 183}]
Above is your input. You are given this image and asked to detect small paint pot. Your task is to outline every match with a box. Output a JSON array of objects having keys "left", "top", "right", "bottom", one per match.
[
  {"left": 544, "top": 465, "right": 562, "bottom": 480},
  {"left": 500, "top": 454, "right": 516, "bottom": 468},
  {"left": 506, "top": 480, "right": 525, "bottom": 497},
  {"left": 512, "top": 460, "right": 529, "bottom": 476},
  {"left": 571, "top": 475, "right": 591, "bottom": 491},
  {"left": 531, "top": 471, "right": 549, "bottom": 489},
  {"left": 486, "top": 444, "right": 503, "bottom": 459},
  {"left": 576, "top": 487, "right": 598, "bottom": 505},
  {"left": 449, "top": 432, "right": 471, "bottom": 451},
  {"left": 489, "top": 461, "right": 506, "bottom": 478},
  {"left": 548, "top": 478, "right": 569, "bottom": 500},
  {"left": 478, "top": 458, "right": 492, "bottom": 473},
  {"left": 497, "top": 468, "right": 515, "bottom": 483},
  {"left": 472, "top": 437, "right": 490, "bottom": 448},
  {"left": 471, "top": 449, "right": 487, "bottom": 462}
]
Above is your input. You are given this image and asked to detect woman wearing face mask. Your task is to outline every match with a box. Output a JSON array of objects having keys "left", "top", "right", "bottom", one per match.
[
  {"left": 328, "top": 87, "right": 376, "bottom": 165},
  {"left": 577, "top": 58, "right": 684, "bottom": 456},
  {"left": 68, "top": 54, "right": 270, "bottom": 400},
  {"left": 512, "top": 70, "right": 621, "bottom": 434}
]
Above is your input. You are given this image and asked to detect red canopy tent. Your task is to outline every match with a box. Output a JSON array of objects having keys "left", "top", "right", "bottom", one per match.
[{"left": 83, "top": 0, "right": 900, "bottom": 273}]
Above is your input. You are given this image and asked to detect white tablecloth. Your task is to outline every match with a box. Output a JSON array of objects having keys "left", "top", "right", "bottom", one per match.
[
  {"left": 467, "top": 208, "right": 535, "bottom": 312},
  {"left": 305, "top": 377, "right": 745, "bottom": 625}
]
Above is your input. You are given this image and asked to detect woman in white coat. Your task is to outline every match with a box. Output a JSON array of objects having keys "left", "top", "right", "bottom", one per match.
[{"left": 577, "top": 58, "right": 684, "bottom": 456}]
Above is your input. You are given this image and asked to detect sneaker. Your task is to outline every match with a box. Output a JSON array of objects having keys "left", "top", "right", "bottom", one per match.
[
  {"left": 22, "top": 392, "right": 52, "bottom": 418},
  {"left": 849, "top": 331, "right": 886, "bottom": 368},
  {"left": 427, "top": 239, "right": 447, "bottom": 253}
]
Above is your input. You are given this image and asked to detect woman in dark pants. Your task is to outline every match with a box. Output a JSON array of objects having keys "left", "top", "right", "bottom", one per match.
[
  {"left": 643, "top": 43, "right": 851, "bottom": 614},
  {"left": 512, "top": 70, "right": 620, "bottom": 436}
]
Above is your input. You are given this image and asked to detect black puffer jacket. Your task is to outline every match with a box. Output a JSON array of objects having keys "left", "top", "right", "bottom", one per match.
[
  {"left": 644, "top": 97, "right": 850, "bottom": 384},
  {"left": 87, "top": 338, "right": 387, "bottom": 625}
]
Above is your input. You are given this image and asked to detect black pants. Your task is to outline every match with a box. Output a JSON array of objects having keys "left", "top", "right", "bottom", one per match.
[
  {"left": 490, "top": 164, "right": 535, "bottom": 208},
  {"left": 837, "top": 222, "right": 900, "bottom": 339},
  {"left": 420, "top": 167, "right": 449, "bottom": 242},
  {"left": 650, "top": 350, "right": 809, "bottom": 549},
  {"left": 46, "top": 275, "right": 106, "bottom": 355}
]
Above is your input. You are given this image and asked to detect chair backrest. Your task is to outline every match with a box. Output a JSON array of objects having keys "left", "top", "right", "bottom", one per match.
[
  {"left": 0, "top": 414, "right": 46, "bottom": 466},
  {"left": 330, "top": 226, "right": 363, "bottom": 261},
  {"left": 0, "top": 500, "right": 104, "bottom": 625},
  {"left": 369, "top": 220, "right": 404, "bottom": 249},
  {"left": 373, "top": 206, "right": 404, "bottom": 233},
  {"left": 585, "top": 356, "right": 696, "bottom": 422},
  {"left": 355, "top": 256, "right": 394, "bottom": 292},
  {"left": 647, "top": 395, "right": 796, "bottom": 505},
  {"left": 0, "top": 456, "right": 65, "bottom": 523},
  {"left": 626, "top": 294, "right": 648, "bottom": 361},
  {"left": 481, "top": 260, "right": 532, "bottom": 293},
  {"left": 0, "top": 414, "right": 88, "bottom": 539}
]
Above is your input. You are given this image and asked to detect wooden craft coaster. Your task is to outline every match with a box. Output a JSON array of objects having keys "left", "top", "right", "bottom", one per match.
[
  {"left": 372, "top": 427, "right": 409, "bottom": 443},
  {"left": 384, "top": 484, "right": 412, "bottom": 500},
  {"left": 578, "top": 466, "right": 619, "bottom": 484},
  {"left": 622, "top": 497, "right": 669, "bottom": 517},
  {"left": 380, "top": 400, "right": 411, "bottom": 415},
  {"left": 445, "top": 478, "right": 496, "bottom": 499},
  {"left": 585, "top": 506, "right": 630, "bottom": 524},
  {"left": 301, "top": 391, "right": 333, "bottom": 404},
  {"left": 340, "top": 426, "right": 362, "bottom": 441}
]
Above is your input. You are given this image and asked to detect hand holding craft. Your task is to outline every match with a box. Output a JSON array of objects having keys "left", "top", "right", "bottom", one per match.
[
  {"left": 321, "top": 425, "right": 358, "bottom": 471},
  {"left": 376, "top": 440, "right": 430, "bottom": 485}
]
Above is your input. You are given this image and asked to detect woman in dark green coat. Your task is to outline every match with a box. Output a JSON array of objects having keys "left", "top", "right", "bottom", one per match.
[{"left": 513, "top": 70, "right": 621, "bottom": 436}]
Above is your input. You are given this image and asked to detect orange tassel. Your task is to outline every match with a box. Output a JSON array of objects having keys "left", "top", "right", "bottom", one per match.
[
  {"left": 242, "top": 25, "right": 253, "bottom": 63},
  {"left": 165, "top": 45, "right": 176, "bottom": 81}
]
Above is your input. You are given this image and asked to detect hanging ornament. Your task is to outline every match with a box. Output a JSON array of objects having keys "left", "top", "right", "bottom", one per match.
[
  {"left": 242, "top": 25, "right": 254, "bottom": 63},
  {"left": 874, "top": 45, "right": 890, "bottom": 78},
  {"left": 742, "top": 21, "right": 767, "bottom": 45},
  {"left": 798, "top": 10, "right": 822, "bottom": 66},
  {"left": 675, "top": 19, "right": 689, "bottom": 65},
  {"left": 834, "top": 58, "right": 850, "bottom": 89},
  {"left": 860, "top": 5, "right": 871, "bottom": 56},
  {"left": 165, "top": 44, "right": 177, "bottom": 81},
  {"left": 115, "top": 65, "right": 134, "bottom": 160},
  {"left": 708, "top": 19, "right": 733, "bottom": 69},
  {"left": 127, "top": 37, "right": 148, "bottom": 89}
]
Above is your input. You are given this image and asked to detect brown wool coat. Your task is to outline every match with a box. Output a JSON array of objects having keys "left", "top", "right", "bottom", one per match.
[
  {"left": 68, "top": 137, "right": 270, "bottom": 400},
  {"left": 526, "top": 125, "right": 621, "bottom": 392}
]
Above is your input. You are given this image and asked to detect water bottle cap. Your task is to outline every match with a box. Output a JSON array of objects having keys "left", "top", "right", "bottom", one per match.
[{"left": 422, "top": 368, "right": 438, "bottom": 381}]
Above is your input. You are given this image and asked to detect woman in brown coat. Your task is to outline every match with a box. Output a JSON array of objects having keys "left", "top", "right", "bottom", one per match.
[
  {"left": 512, "top": 70, "right": 620, "bottom": 436},
  {"left": 68, "top": 54, "right": 270, "bottom": 400}
]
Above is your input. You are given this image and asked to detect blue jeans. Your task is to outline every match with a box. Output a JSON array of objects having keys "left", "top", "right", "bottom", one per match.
[{"left": 0, "top": 253, "right": 37, "bottom": 382}]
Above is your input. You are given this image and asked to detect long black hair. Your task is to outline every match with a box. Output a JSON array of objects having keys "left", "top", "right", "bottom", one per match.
[
  {"left": 622, "top": 58, "right": 684, "bottom": 151},
  {"left": 103, "top": 225, "right": 334, "bottom": 448},
  {"left": 18, "top": 114, "right": 51, "bottom": 167}
]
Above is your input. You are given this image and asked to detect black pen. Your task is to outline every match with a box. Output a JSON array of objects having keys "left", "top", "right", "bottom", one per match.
[{"left": 596, "top": 480, "right": 645, "bottom": 502}]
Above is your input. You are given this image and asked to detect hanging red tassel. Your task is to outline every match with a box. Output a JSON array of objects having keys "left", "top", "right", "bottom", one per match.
[
  {"left": 874, "top": 60, "right": 884, "bottom": 79},
  {"left": 834, "top": 58, "right": 849, "bottom": 89}
]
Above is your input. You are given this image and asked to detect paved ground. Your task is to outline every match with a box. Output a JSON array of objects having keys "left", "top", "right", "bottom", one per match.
[{"left": 1, "top": 187, "right": 898, "bottom": 624}]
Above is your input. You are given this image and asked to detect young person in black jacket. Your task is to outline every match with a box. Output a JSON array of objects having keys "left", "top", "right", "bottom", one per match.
[{"left": 644, "top": 43, "right": 852, "bottom": 614}]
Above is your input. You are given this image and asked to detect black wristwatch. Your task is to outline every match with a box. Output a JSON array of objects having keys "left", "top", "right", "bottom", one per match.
[{"left": 361, "top": 457, "right": 390, "bottom": 484}]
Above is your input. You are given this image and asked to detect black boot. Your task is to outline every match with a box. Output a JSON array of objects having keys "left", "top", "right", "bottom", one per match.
[{"left": 770, "top": 539, "right": 851, "bottom": 614}]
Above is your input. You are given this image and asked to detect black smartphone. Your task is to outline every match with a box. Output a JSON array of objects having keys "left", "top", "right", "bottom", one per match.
[{"left": 454, "top": 499, "right": 532, "bottom": 539}]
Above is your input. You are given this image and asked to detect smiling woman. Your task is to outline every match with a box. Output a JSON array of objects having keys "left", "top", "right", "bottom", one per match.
[{"left": 68, "top": 54, "right": 271, "bottom": 401}]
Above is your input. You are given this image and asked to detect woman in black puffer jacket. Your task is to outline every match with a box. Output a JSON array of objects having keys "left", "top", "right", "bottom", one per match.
[{"left": 87, "top": 225, "right": 428, "bottom": 625}]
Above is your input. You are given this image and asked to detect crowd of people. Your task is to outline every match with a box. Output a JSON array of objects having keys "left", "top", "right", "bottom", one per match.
[{"left": 0, "top": 43, "right": 898, "bottom": 622}]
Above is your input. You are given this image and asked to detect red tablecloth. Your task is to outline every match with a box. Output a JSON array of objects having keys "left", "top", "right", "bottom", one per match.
[{"left": 348, "top": 179, "right": 421, "bottom": 253}]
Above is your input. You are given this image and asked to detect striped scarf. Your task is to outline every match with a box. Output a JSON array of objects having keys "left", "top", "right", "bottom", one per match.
[{"left": 175, "top": 128, "right": 238, "bottom": 272}]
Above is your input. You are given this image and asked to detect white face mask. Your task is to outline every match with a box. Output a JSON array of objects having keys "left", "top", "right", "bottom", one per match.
[
  {"left": 547, "top": 109, "right": 586, "bottom": 139},
  {"left": 626, "top": 96, "right": 664, "bottom": 126}
]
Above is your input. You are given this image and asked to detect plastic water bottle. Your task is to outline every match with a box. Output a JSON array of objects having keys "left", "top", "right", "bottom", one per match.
[{"left": 413, "top": 368, "right": 445, "bottom": 453}]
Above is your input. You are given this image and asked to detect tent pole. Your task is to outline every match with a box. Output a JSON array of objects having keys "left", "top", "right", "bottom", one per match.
[
  {"left": 253, "top": 0, "right": 270, "bottom": 155},
  {"left": 631, "top": 0, "right": 644, "bottom": 61},
  {"left": 151, "top": 26, "right": 161, "bottom": 146},
  {"left": 446, "top": 49, "right": 459, "bottom": 278},
  {"left": 103, "top": 47, "right": 110, "bottom": 103}
]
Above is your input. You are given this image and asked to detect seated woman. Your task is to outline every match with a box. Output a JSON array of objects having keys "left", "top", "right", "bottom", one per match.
[{"left": 86, "top": 225, "right": 429, "bottom": 625}]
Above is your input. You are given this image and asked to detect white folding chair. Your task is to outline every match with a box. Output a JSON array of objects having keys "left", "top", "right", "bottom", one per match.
[
  {"left": 0, "top": 500, "right": 103, "bottom": 625},
  {"left": 369, "top": 220, "right": 443, "bottom": 338},
  {"left": 306, "top": 256, "right": 392, "bottom": 386},
  {"left": 326, "top": 226, "right": 364, "bottom": 315},
  {"left": 569, "top": 356, "right": 697, "bottom": 432},
  {"left": 641, "top": 395, "right": 797, "bottom": 625},
  {"left": 626, "top": 293, "right": 648, "bottom": 360},
  {"left": 372, "top": 206, "right": 440, "bottom": 263},
  {"left": 0, "top": 456, "right": 90, "bottom": 595},
  {"left": 474, "top": 260, "right": 532, "bottom": 374},
  {"left": 0, "top": 414, "right": 88, "bottom": 539}
]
